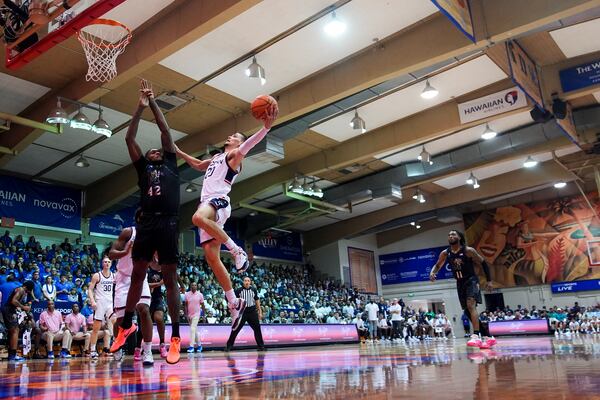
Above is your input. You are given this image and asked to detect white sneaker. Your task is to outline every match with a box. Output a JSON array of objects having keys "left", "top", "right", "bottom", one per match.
[
  {"left": 229, "top": 298, "right": 247, "bottom": 331},
  {"left": 143, "top": 348, "right": 154, "bottom": 366},
  {"left": 232, "top": 247, "right": 249, "bottom": 273}
]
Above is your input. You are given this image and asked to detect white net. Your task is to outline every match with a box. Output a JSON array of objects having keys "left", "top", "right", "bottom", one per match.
[{"left": 77, "top": 19, "right": 131, "bottom": 82}]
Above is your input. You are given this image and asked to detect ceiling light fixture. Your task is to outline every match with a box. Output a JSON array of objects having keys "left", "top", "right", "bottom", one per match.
[
  {"left": 523, "top": 156, "right": 538, "bottom": 168},
  {"left": 245, "top": 56, "right": 266, "bottom": 86},
  {"left": 70, "top": 108, "right": 92, "bottom": 131},
  {"left": 554, "top": 182, "right": 567, "bottom": 189},
  {"left": 466, "top": 172, "right": 475, "bottom": 185},
  {"left": 74, "top": 154, "right": 89, "bottom": 168},
  {"left": 420, "top": 80, "right": 439, "bottom": 99},
  {"left": 412, "top": 187, "right": 426, "bottom": 203},
  {"left": 92, "top": 110, "right": 112, "bottom": 137},
  {"left": 349, "top": 109, "right": 366, "bottom": 133},
  {"left": 323, "top": 11, "right": 346, "bottom": 37},
  {"left": 46, "top": 99, "right": 69, "bottom": 124},
  {"left": 481, "top": 124, "right": 497, "bottom": 140},
  {"left": 185, "top": 183, "right": 197, "bottom": 193},
  {"left": 417, "top": 146, "right": 433, "bottom": 165}
]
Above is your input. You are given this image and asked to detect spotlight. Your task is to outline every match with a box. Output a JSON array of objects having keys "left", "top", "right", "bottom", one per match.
[
  {"left": 302, "top": 178, "right": 313, "bottom": 196},
  {"left": 466, "top": 172, "right": 476, "bottom": 185},
  {"left": 323, "top": 11, "right": 346, "bottom": 37},
  {"left": 92, "top": 111, "right": 112, "bottom": 137},
  {"left": 74, "top": 155, "right": 89, "bottom": 168},
  {"left": 290, "top": 177, "right": 304, "bottom": 194},
  {"left": 185, "top": 183, "right": 197, "bottom": 193},
  {"left": 70, "top": 108, "right": 92, "bottom": 131},
  {"left": 473, "top": 178, "right": 480, "bottom": 189},
  {"left": 416, "top": 224, "right": 421, "bottom": 229},
  {"left": 421, "top": 80, "right": 438, "bottom": 99},
  {"left": 554, "top": 182, "right": 567, "bottom": 189},
  {"left": 311, "top": 183, "right": 323, "bottom": 198},
  {"left": 410, "top": 222, "right": 416, "bottom": 226},
  {"left": 46, "top": 99, "right": 69, "bottom": 124},
  {"left": 481, "top": 124, "right": 497, "bottom": 140},
  {"left": 417, "top": 147, "right": 433, "bottom": 165},
  {"left": 523, "top": 156, "right": 538, "bottom": 168},
  {"left": 349, "top": 110, "right": 366, "bottom": 133},
  {"left": 412, "top": 188, "right": 426, "bottom": 203},
  {"left": 245, "top": 56, "right": 266, "bottom": 86},
  {"left": 530, "top": 106, "right": 552, "bottom": 123}
]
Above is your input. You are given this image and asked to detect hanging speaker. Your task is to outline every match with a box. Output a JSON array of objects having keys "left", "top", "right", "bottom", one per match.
[
  {"left": 530, "top": 106, "right": 553, "bottom": 123},
  {"left": 552, "top": 98, "right": 567, "bottom": 120}
]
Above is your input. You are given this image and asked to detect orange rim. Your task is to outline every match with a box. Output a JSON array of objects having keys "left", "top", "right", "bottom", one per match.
[{"left": 77, "top": 18, "right": 132, "bottom": 48}]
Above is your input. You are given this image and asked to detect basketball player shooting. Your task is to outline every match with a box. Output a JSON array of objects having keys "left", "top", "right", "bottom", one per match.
[
  {"left": 110, "top": 79, "right": 183, "bottom": 364},
  {"left": 429, "top": 230, "right": 496, "bottom": 349},
  {"left": 174, "top": 97, "right": 277, "bottom": 332}
]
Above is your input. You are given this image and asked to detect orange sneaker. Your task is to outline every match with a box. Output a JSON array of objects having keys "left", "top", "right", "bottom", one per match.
[
  {"left": 166, "top": 337, "right": 181, "bottom": 364},
  {"left": 109, "top": 323, "right": 137, "bottom": 353}
]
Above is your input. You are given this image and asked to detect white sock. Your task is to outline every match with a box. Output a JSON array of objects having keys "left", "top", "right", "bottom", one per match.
[
  {"left": 143, "top": 342, "right": 152, "bottom": 353},
  {"left": 224, "top": 238, "right": 237, "bottom": 252},
  {"left": 225, "top": 289, "right": 236, "bottom": 304}
]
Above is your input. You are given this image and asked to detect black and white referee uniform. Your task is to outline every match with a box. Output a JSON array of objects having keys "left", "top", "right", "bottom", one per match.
[{"left": 226, "top": 278, "right": 265, "bottom": 351}]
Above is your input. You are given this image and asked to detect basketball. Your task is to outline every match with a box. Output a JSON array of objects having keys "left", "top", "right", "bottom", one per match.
[{"left": 251, "top": 95, "right": 277, "bottom": 120}]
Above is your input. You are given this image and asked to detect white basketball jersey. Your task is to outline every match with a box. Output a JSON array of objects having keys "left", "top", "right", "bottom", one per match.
[
  {"left": 201, "top": 153, "right": 240, "bottom": 202},
  {"left": 94, "top": 271, "right": 114, "bottom": 303},
  {"left": 116, "top": 227, "right": 136, "bottom": 276}
]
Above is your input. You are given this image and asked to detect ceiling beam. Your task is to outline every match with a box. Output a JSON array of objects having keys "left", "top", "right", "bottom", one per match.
[
  {"left": 80, "top": 0, "right": 600, "bottom": 217},
  {"left": 376, "top": 220, "right": 458, "bottom": 249},
  {"left": 541, "top": 49, "right": 600, "bottom": 104},
  {"left": 303, "top": 160, "right": 575, "bottom": 251},
  {"left": 0, "top": 0, "right": 260, "bottom": 158},
  {"left": 228, "top": 79, "right": 522, "bottom": 203}
]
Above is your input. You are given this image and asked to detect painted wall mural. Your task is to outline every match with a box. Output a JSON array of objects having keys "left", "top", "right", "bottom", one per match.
[{"left": 464, "top": 193, "right": 600, "bottom": 288}]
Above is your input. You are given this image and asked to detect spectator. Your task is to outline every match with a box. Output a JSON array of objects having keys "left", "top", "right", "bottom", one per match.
[
  {"left": 55, "top": 274, "right": 72, "bottom": 302},
  {"left": 184, "top": 282, "right": 206, "bottom": 353},
  {"left": 377, "top": 313, "right": 391, "bottom": 341},
  {"left": 42, "top": 275, "right": 56, "bottom": 301},
  {"left": 39, "top": 300, "right": 72, "bottom": 359},
  {"left": 365, "top": 298, "right": 379, "bottom": 342},
  {"left": 0, "top": 230, "right": 12, "bottom": 247},
  {"left": 64, "top": 303, "right": 90, "bottom": 355},
  {"left": 389, "top": 298, "right": 403, "bottom": 341}
]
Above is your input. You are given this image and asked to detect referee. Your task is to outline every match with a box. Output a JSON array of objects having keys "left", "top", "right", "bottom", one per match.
[{"left": 225, "top": 277, "right": 265, "bottom": 352}]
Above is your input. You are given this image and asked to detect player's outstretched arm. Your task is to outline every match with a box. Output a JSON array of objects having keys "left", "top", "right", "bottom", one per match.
[
  {"left": 108, "top": 228, "right": 133, "bottom": 260},
  {"left": 140, "top": 79, "right": 176, "bottom": 154},
  {"left": 125, "top": 81, "right": 147, "bottom": 163},
  {"left": 174, "top": 143, "right": 211, "bottom": 171},
  {"left": 229, "top": 104, "right": 278, "bottom": 165}
]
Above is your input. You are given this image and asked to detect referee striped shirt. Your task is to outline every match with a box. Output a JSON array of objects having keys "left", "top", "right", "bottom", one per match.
[{"left": 235, "top": 286, "right": 258, "bottom": 310}]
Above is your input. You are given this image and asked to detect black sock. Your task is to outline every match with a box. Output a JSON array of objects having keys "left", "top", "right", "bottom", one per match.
[
  {"left": 122, "top": 311, "right": 134, "bottom": 329},
  {"left": 8, "top": 349, "right": 16, "bottom": 358},
  {"left": 171, "top": 322, "right": 180, "bottom": 338},
  {"left": 474, "top": 330, "right": 480, "bottom": 335}
]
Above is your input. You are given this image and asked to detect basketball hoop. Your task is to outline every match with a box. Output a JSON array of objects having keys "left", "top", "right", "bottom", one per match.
[{"left": 77, "top": 18, "right": 131, "bottom": 82}]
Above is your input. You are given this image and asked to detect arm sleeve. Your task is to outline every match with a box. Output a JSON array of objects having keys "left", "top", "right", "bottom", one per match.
[{"left": 238, "top": 127, "right": 269, "bottom": 156}]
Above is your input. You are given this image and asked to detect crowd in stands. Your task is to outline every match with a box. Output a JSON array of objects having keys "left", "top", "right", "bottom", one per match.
[
  {"left": 1, "top": 230, "right": 600, "bottom": 357},
  {"left": 477, "top": 303, "right": 600, "bottom": 336}
]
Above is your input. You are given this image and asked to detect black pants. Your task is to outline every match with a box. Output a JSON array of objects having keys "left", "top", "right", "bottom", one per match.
[{"left": 226, "top": 307, "right": 264, "bottom": 349}]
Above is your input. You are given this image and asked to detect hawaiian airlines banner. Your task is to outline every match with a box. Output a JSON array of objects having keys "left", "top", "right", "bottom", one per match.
[
  {"left": 0, "top": 174, "right": 81, "bottom": 231},
  {"left": 252, "top": 231, "right": 303, "bottom": 262},
  {"left": 458, "top": 87, "right": 527, "bottom": 124},
  {"left": 379, "top": 246, "right": 453, "bottom": 285},
  {"left": 464, "top": 192, "right": 600, "bottom": 288},
  {"left": 90, "top": 205, "right": 137, "bottom": 236},
  {"left": 431, "top": 0, "right": 475, "bottom": 42}
]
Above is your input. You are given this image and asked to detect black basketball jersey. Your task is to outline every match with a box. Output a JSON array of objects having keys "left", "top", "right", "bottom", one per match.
[
  {"left": 134, "top": 151, "right": 180, "bottom": 215},
  {"left": 147, "top": 268, "right": 163, "bottom": 301},
  {"left": 446, "top": 246, "right": 477, "bottom": 281}
]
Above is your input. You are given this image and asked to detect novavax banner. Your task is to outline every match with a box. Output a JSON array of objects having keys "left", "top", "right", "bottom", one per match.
[{"left": 0, "top": 174, "right": 81, "bottom": 231}]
